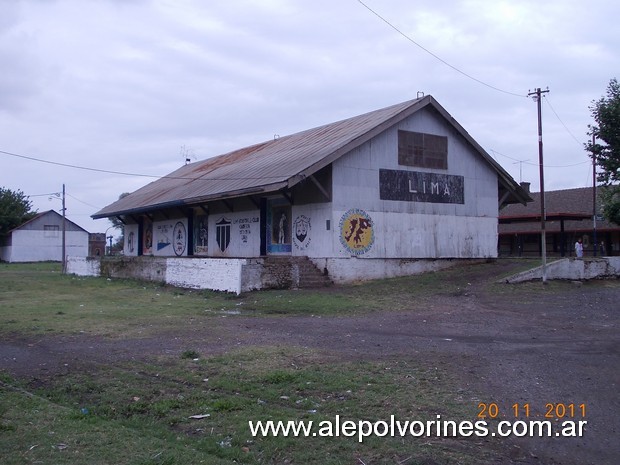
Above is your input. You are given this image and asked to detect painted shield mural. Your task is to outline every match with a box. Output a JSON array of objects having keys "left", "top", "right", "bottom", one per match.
[
  {"left": 339, "top": 208, "right": 374, "bottom": 255},
  {"left": 216, "top": 217, "right": 231, "bottom": 252},
  {"left": 172, "top": 221, "right": 187, "bottom": 256},
  {"left": 293, "top": 215, "right": 311, "bottom": 250}
]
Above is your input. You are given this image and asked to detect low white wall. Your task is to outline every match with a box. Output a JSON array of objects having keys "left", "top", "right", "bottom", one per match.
[
  {"left": 166, "top": 258, "right": 245, "bottom": 294},
  {"left": 504, "top": 257, "right": 620, "bottom": 283},
  {"left": 67, "top": 256, "right": 249, "bottom": 294},
  {"left": 66, "top": 256, "right": 100, "bottom": 276}
]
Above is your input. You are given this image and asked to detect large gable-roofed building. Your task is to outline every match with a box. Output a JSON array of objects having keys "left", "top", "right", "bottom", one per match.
[{"left": 80, "top": 96, "right": 530, "bottom": 292}]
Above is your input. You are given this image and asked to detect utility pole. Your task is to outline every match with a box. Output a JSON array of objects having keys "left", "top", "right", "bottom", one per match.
[
  {"left": 62, "top": 183, "right": 67, "bottom": 274},
  {"left": 592, "top": 134, "right": 597, "bottom": 256},
  {"left": 528, "top": 87, "right": 550, "bottom": 283}
]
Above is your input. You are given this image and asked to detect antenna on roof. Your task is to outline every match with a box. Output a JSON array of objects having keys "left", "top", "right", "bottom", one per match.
[
  {"left": 180, "top": 145, "right": 196, "bottom": 165},
  {"left": 274, "top": 134, "right": 280, "bottom": 140},
  {"left": 417, "top": 91, "right": 425, "bottom": 98},
  {"left": 511, "top": 159, "right": 530, "bottom": 183}
]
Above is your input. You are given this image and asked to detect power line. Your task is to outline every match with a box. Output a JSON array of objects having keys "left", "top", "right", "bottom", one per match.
[
  {"left": 1, "top": 149, "right": 162, "bottom": 179},
  {"left": 543, "top": 95, "right": 585, "bottom": 147},
  {"left": 585, "top": 163, "right": 593, "bottom": 189},
  {"left": 28, "top": 191, "right": 100, "bottom": 216},
  {"left": 0, "top": 149, "right": 283, "bottom": 181},
  {"left": 67, "top": 193, "right": 101, "bottom": 210},
  {"left": 489, "top": 149, "right": 590, "bottom": 168},
  {"left": 356, "top": 0, "right": 526, "bottom": 98}
]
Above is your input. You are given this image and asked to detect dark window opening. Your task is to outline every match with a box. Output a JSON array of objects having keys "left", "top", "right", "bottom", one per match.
[
  {"left": 398, "top": 130, "right": 448, "bottom": 170},
  {"left": 44, "top": 225, "right": 60, "bottom": 238}
]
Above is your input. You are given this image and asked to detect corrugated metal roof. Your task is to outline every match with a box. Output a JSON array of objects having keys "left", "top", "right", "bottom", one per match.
[{"left": 93, "top": 95, "right": 529, "bottom": 218}]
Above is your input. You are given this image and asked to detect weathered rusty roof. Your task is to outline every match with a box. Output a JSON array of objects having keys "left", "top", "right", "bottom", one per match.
[{"left": 93, "top": 95, "right": 529, "bottom": 218}]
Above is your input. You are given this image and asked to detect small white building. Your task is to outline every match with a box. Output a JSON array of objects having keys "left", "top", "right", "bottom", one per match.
[
  {"left": 80, "top": 96, "right": 530, "bottom": 291},
  {"left": 0, "top": 210, "right": 89, "bottom": 263}
]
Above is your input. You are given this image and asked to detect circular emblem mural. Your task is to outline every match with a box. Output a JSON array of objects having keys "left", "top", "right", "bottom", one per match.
[
  {"left": 172, "top": 221, "right": 187, "bottom": 256},
  {"left": 339, "top": 208, "right": 374, "bottom": 255}
]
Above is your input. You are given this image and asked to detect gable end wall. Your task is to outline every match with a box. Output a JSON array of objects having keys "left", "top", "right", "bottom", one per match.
[{"left": 331, "top": 108, "right": 498, "bottom": 259}]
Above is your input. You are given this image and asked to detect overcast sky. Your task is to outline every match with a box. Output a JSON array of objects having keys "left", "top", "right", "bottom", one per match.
[{"left": 1, "top": 0, "right": 617, "bottom": 233}]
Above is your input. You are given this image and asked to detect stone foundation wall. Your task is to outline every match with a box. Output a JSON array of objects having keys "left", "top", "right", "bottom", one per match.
[{"left": 67, "top": 255, "right": 483, "bottom": 292}]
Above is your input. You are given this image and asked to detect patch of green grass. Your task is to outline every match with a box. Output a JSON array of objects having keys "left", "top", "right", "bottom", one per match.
[
  {"left": 263, "top": 370, "right": 298, "bottom": 384},
  {"left": 0, "top": 347, "right": 501, "bottom": 465},
  {"left": 0, "top": 261, "right": 440, "bottom": 338},
  {"left": 0, "top": 382, "right": 211, "bottom": 465},
  {"left": 4, "top": 259, "right": 618, "bottom": 337},
  {"left": 1, "top": 261, "right": 589, "bottom": 464},
  {"left": 181, "top": 349, "right": 200, "bottom": 359}
]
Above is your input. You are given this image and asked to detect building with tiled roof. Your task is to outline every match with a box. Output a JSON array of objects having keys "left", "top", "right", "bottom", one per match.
[{"left": 499, "top": 186, "right": 619, "bottom": 257}]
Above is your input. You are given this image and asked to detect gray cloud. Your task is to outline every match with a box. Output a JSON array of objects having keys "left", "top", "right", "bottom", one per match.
[{"left": 0, "top": 0, "right": 617, "bottom": 232}]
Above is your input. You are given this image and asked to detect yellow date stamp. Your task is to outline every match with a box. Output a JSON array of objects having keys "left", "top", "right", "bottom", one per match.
[{"left": 477, "top": 402, "right": 586, "bottom": 419}]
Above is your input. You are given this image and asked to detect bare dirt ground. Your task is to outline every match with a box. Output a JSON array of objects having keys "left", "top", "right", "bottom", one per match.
[{"left": 1, "top": 261, "right": 619, "bottom": 465}]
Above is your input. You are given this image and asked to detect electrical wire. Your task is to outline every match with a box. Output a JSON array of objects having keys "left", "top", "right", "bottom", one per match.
[
  {"left": 0, "top": 149, "right": 283, "bottom": 181},
  {"left": 543, "top": 95, "right": 585, "bottom": 147},
  {"left": 67, "top": 193, "right": 101, "bottom": 210},
  {"left": 489, "top": 149, "right": 590, "bottom": 168},
  {"left": 356, "top": 0, "right": 526, "bottom": 98},
  {"left": 585, "top": 163, "right": 592, "bottom": 188},
  {"left": 29, "top": 190, "right": 101, "bottom": 211}
]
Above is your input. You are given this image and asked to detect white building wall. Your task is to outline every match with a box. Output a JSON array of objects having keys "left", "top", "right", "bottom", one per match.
[
  {"left": 330, "top": 108, "right": 498, "bottom": 260},
  {"left": 152, "top": 219, "right": 189, "bottom": 257},
  {"left": 333, "top": 211, "right": 497, "bottom": 259},
  {"left": 6, "top": 230, "right": 88, "bottom": 262},
  {"left": 124, "top": 223, "right": 139, "bottom": 256},
  {"left": 123, "top": 212, "right": 262, "bottom": 258},
  {"left": 209, "top": 210, "right": 261, "bottom": 258},
  {"left": 290, "top": 203, "right": 333, "bottom": 257},
  {"left": 123, "top": 218, "right": 192, "bottom": 257}
]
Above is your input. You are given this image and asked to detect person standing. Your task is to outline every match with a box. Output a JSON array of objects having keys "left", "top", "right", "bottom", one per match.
[{"left": 575, "top": 238, "right": 584, "bottom": 258}]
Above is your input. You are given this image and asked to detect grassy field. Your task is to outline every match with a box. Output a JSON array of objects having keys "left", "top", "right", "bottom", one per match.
[
  {"left": 0, "top": 261, "right": 535, "bottom": 464},
  {"left": 0, "top": 260, "right": 539, "bottom": 338}
]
